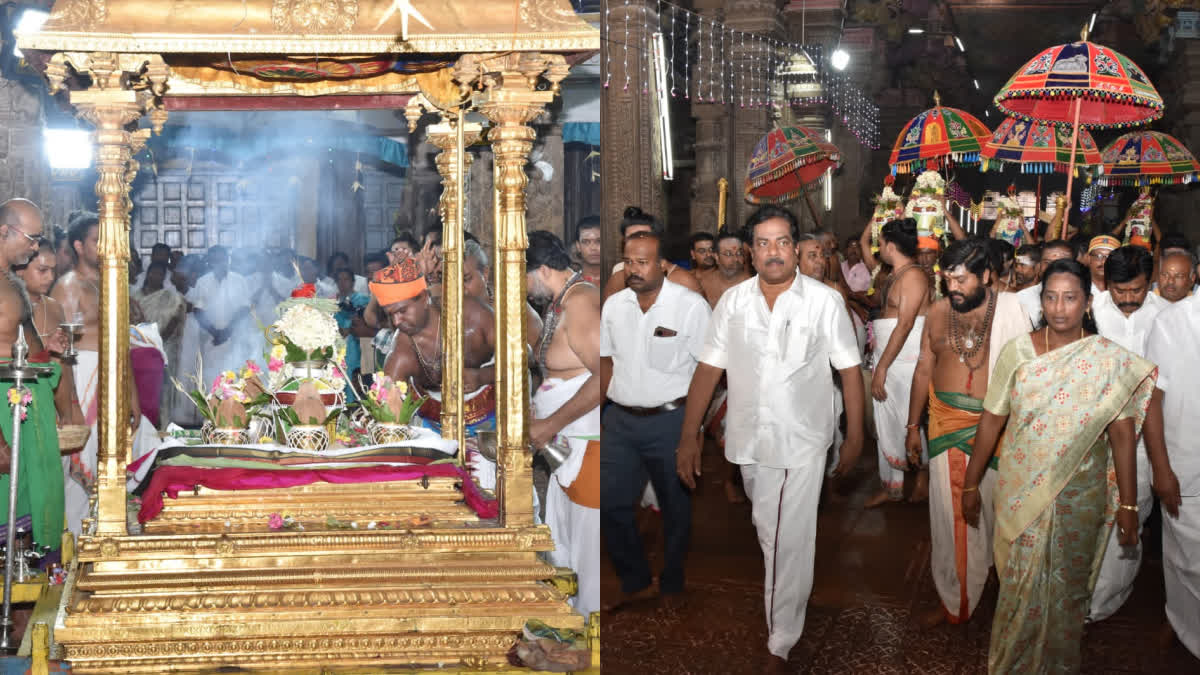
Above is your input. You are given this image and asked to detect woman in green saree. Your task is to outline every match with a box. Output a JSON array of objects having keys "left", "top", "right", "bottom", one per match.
[{"left": 961, "top": 259, "right": 1156, "bottom": 674}]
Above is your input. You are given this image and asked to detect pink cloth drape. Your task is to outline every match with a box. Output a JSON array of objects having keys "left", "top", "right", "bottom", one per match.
[
  {"left": 137, "top": 463, "right": 498, "bottom": 523},
  {"left": 130, "top": 347, "right": 164, "bottom": 428}
]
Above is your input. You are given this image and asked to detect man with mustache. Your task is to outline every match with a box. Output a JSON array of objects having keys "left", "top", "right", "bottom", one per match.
[
  {"left": 1011, "top": 243, "right": 1041, "bottom": 292},
  {"left": 904, "top": 237, "right": 1032, "bottom": 628},
  {"left": 866, "top": 218, "right": 931, "bottom": 508},
  {"left": 687, "top": 232, "right": 717, "bottom": 283},
  {"left": 675, "top": 206, "right": 863, "bottom": 672},
  {"left": 603, "top": 207, "right": 702, "bottom": 300},
  {"left": 600, "top": 231, "right": 710, "bottom": 612},
  {"left": 1088, "top": 245, "right": 1180, "bottom": 622},
  {"left": 1157, "top": 251, "right": 1196, "bottom": 303}
]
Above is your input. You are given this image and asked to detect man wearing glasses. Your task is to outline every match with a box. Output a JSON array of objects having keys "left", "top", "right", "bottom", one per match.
[
  {"left": 698, "top": 229, "right": 749, "bottom": 309},
  {"left": 1086, "top": 235, "right": 1119, "bottom": 293}
]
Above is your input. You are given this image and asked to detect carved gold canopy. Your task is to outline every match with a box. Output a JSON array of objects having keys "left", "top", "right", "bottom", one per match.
[
  {"left": 21, "top": 0, "right": 596, "bottom": 53},
  {"left": 17, "top": 0, "right": 598, "bottom": 101}
]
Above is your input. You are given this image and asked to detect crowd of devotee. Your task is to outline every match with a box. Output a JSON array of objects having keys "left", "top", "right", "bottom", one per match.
[
  {"left": 0, "top": 196, "right": 606, "bottom": 637},
  {"left": 599, "top": 200, "right": 1200, "bottom": 673}
]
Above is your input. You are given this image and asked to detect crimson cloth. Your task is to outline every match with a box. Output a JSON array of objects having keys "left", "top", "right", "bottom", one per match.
[
  {"left": 130, "top": 347, "right": 164, "bottom": 428},
  {"left": 137, "top": 463, "right": 498, "bottom": 522}
]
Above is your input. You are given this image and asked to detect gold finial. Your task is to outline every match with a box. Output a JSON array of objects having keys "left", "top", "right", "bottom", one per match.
[
  {"left": 1081, "top": 22, "right": 1089, "bottom": 42},
  {"left": 933, "top": 91, "right": 941, "bottom": 107}
]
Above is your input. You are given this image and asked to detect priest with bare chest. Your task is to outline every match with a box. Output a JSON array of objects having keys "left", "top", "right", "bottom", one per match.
[{"left": 374, "top": 258, "right": 497, "bottom": 435}]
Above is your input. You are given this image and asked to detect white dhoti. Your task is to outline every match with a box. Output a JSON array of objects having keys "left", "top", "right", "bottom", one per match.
[
  {"left": 63, "top": 350, "right": 161, "bottom": 535},
  {"left": 741, "top": 455, "right": 825, "bottom": 659},
  {"left": 871, "top": 317, "right": 926, "bottom": 499},
  {"left": 533, "top": 374, "right": 600, "bottom": 619},
  {"left": 929, "top": 450, "right": 996, "bottom": 622},
  {"left": 1164, "top": 493, "right": 1200, "bottom": 659},
  {"left": 1089, "top": 446, "right": 1154, "bottom": 621}
]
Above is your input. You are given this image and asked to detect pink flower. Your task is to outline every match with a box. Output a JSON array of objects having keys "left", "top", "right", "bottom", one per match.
[
  {"left": 245, "top": 361, "right": 262, "bottom": 376},
  {"left": 268, "top": 358, "right": 284, "bottom": 373},
  {"left": 268, "top": 513, "right": 284, "bottom": 530}
]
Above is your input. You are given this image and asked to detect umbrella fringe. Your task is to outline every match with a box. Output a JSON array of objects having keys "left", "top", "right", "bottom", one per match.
[
  {"left": 1098, "top": 173, "right": 1198, "bottom": 186},
  {"left": 747, "top": 152, "right": 833, "bottom": 189},
  {"left": 744, "top": 185, "right": 806, "bottom": 205},
  {"left": 996, "top": 89, "right": 1164, "bottom": 130}
]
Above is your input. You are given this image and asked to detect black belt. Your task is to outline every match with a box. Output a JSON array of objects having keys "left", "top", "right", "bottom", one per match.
[{"left": 610, "top": 396, "right": 687, "bottom": 417}]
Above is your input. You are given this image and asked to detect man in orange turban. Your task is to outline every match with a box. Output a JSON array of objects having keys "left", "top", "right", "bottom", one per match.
[{"left": 372, "top": 258, "right": 498, "bottom": 435}]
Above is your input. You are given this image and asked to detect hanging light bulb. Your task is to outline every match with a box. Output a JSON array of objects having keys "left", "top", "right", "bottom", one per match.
[{"left": 831, "top": 47, "right": 849, "bottom": 71}]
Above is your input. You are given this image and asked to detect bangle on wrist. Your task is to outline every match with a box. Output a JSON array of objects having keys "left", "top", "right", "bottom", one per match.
[
  {"left": 1118, "top": 503, "right": 1138, "bottom": 513},
  {"left": 962, "top": 485, "right": 978, "bottom": 493},
  {"left": 905, "top": 423, "right": 920, "bottom": 430}
]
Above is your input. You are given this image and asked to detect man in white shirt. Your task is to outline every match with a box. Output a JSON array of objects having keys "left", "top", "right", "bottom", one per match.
[
  {"left": 1157, "top": 250, "right": 1196, "bottom": 304},
  {"left": 1090, "top": 246, "right": 1178, "bottom": 622},
  {"left": 1144, "top": 289, "right": 1195, "bottom": 658},
  {"left": 840, "top": 237, "right": 871, "bottom": 294},
  {"left": 675, "top": 206, "right": 864, "bottom": 673},
  {"left": 180, "top": 246, "right": 252, "bottom": 392},
  {"left": 1016, "top": 239, "right": 1074, "bottom": 326},
  {"left": 600, "top": 232, "right": 711, "bottom": 612}
]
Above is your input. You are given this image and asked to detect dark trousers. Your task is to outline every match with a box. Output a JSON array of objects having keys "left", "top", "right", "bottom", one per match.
[{"left": 600, "top": 404, "right": 691, "bottom": 595}]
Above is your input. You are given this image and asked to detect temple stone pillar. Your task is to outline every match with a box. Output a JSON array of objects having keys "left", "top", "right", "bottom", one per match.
[
  {"left": 527, "top": 121, "right": 565, "bottom": 234},
  {"left": 0, "top": 80, "right": 50, "bottom": 215},
  {"left": 601, "top": 0, "right": 664, "bottom": 272},
  {"left": 726, "top": 0, "right": 782, "bottom": 230},
  {"left": 690, "top": 0, "right": 731, "bottom": 234}
]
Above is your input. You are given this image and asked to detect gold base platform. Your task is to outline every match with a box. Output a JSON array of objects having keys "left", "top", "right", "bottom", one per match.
[{"left": 54, "top": 480, "right": 586, "bottom": 673}]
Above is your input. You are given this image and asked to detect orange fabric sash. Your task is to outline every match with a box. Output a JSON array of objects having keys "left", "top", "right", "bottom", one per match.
[{"left": 563, "top": 440, "right": 599, "bottom": 509}]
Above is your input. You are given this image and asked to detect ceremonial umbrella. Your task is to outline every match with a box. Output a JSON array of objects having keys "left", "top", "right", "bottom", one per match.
[
  {"left": 994, "top": 27, "right": 1163, "bottom": 236},
  {"left": 888, "top": 92, "right": 991, "bottom": 175},
  {"left": 744, "top": 125, "right": 840, "bottom": 226},
  {"left": 1098, "top": 130, "right": 1200, "bottom": 186},
  {"left": 980, "top": 116, "right": 1103, "bottom": 177}
]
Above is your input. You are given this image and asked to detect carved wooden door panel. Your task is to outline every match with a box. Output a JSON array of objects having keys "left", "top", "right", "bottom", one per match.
[
  {"left": 360, "top": 164, "right": 407, "bottom": 255},
  {"left": 131, "top": 171, "right": 296, "bottom": 263}
]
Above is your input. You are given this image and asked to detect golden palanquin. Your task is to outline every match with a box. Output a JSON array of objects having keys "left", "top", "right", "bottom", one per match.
[{"left": 18, "top": 1, "right": 598, "bottom": 671}]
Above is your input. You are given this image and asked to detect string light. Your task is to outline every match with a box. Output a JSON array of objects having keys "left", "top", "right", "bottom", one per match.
[
  {"left": 603, "top": 2, "right": 611, "bottom": 88},
  {"left": 598, "top": 0, "right": 881, "bottom": 148}
]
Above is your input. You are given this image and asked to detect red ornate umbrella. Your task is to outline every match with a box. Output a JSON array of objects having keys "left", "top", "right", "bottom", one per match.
[
  {"left": 994, "top": 27, "right": 1163, "bottom": 236},
  {"left": 980, "top": 116, "right": 1103, "bottom": 177},
  {"left": 888, "top": 93, "right": 991, "bottom": 175},
  {"left": 745, "top": 125, "right": 840, "bottom": 225},
  {"left": 1099, "top": 131, "right": 1200, "bottom": 186}
]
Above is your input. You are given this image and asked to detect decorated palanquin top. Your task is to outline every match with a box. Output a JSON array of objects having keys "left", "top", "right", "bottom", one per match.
[
  {"left": 18, "top": 0, "right": 598, "bottom": 100},
  {"left": 1100, "top": 130, "right": 1200, "bottom": 186},
  {"left": 744, "top": 125, "right": 840, "bottom": 204},
  {"left": 888, "top": 105, "right": 990, "bottom": 174},
  {"left": 981, "top": 116, "right": 1103, "bottom": 176},
  {"left": 869, "top": 184, "right": 905, "bottom": 254},
  {"left": 995, "top": 40, "right": 1163, "bottom": 129},
  {"left": 23, "top": 0, "right": 597, "bottom": 53},
  {"left": 1120, "top": 188, "right": 1156, "bottom": 249},
  {"left": 991, "top": 195, "right": 1027, "bottom": 247},
  {"left": 905, "top": 171, "right": 948, "bottom": 241}
]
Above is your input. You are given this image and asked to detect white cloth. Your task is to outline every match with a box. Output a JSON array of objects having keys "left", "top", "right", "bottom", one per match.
[
  {"left": 181, "top": 271, "right": 254, "bottom": 393},
  {"left": 1164, "top": 495, "right": 1200, "bottom": 660},
  {"left": 701, "top": 272, "right": 861, "bottom": 469},
  {"left": 841, "top": 261, "right": 871, "bottom": 293},
  {"left": 600, "top": 279, "right": 711, "bottom": 408},
  {"left": 272, "top": 271, "right": 301, "bottom": 300},
  {"left": 62, "top": 350, "right": 161, "bottom": 535},
  {"left": 534, "top": 373, "right": 600, "bottom": 619},
  {"left": 1145, "top": 291, "right": 1200, "bottom": 496},
  {"left": 1016, "top": 283, "right": 1043, "bottom": 327},
  {"left": 131, "top": 272, "right": 176, "bottom": 294},
  {"left": 929, "top": 452, "right": 996, "bottom": 621},
  {"left": 990, "top": 292, "right": 1035, "bottom": 373},
  {"left": 741, "top": 456, "right": 825, "bottom": 659},
  {"left": 871, "top": 316, "right": 926, "bottom": 496},
  {"left": 1090, "top": 287, "right": 1164, "bottom": 619},
  {"left": 1145, "top": 291, "right": 1200, "bottom": 657},
  {"left": 1092, "top": 289, "right": 1167, "bottom": 356}
]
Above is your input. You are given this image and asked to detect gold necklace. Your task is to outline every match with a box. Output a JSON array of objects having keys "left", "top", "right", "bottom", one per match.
[{"left": 1043, "top": 325, "right": 1085, "bottom": 353}]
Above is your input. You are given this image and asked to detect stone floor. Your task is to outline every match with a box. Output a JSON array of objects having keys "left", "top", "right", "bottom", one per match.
[{"left": 600, "top": 440, "right": 1200, "bottom": 674}]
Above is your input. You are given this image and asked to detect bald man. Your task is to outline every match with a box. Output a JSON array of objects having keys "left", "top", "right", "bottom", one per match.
[
  {"left": 1157, "top": 251, "right": 1197, "bottom": 304},
  {"left": 0, "top": 199, "right": 83, "bottom": 557}
]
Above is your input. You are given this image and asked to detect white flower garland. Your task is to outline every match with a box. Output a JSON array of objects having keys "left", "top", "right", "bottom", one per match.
[
  {"left": 914, "top": 170, "right": 945, "bottom": 193},
  {"left": 275, "top": 305, "right": 340, "bottom": 353}
]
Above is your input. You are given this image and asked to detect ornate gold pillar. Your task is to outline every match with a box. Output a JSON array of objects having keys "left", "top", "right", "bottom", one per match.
[
  {"left": 427, "top": 116, "right": 482, "bottom": 460},
  {"left": 54, "top": 52, "right": 166, "bottom": 535},
  {"left": 459, "top": 53, "right": 567, "bottom": 527}
]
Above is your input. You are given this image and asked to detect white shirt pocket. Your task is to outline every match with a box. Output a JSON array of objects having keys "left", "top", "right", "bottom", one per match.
[
  {"left": 779, "top": 327, "right": 816, "bottom": 375},
  {"left": 647, "top": 333, "right": 687, "bottom": 372}
]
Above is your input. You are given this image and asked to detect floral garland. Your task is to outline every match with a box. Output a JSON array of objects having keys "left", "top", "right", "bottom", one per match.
[
  {"left": 913, "top": 170, "right": 945, "bottom": 195},
  {"left": 6, "top": 387, "right": 31, "bottom": 422}
]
